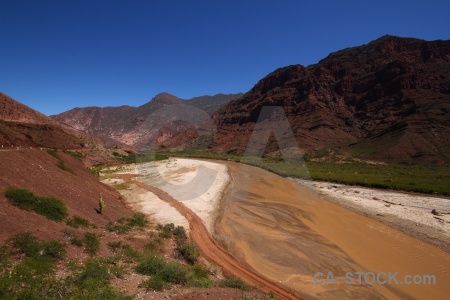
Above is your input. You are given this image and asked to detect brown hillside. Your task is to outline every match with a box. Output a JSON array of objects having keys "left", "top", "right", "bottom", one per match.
[
  {"left": 0, "top": 148, "right": 133, "bottom": 251},
  {"left": 0, "top": 92, "right": 105, "bottom": 150}
]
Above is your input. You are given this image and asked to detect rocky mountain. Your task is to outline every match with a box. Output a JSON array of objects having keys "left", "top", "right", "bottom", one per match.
[
  {"left": 212, "top": 35, "right": 450, "bottom": 164},
  {"left": 0, "top": 92, "right": 105, "bottom": 150},
  {"left": 51, "top": 93, "right": 243, "bottom": 149},
  {"left": 52, "top": 36, "right": 450, "bottom": 164}
]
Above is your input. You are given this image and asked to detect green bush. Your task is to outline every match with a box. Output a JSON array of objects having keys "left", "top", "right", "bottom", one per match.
[
  {"left": 143, "top": 240, "right": 160, "bottom": 254},
  {"left": 41, "top": 240, "right": 66, "bottom": 260},
  {"left": 64, "top": 150, "right": 83, "bottom": 159},
  {"left": 9, "top": 232, "right": 41, "bottom": 257},
  {"left": 188, "top": 277, "right": 213, "bottom": 288},
  {"left": 178, "top": 243, "right": 199, "bottom": 264},
  {"left": 76, "top": 260, "right": 110, "bottom": 284},
  {"left": 107, "top": 242, "right": 142, "bottom": 262},
  {"left": 71, "top": 237, "right": 83, "bottom": 247},
  {"left": 9, "top": 232, "right": 66, "bottom": 261},
  {"left": 0, "top": 245, "right": 9, "bottom": 263},
  {"left": 158, "top": 261, "right": 189, "bottom": 284},
  {"left": 219, "top": 277, "right": 249, "bottom": 290},
  {"left": 159, "top": 229, "right": 172, "bottom": 239},
  {"left": 57, "top": 160, "right": 73, "bottom": 172},
  {"left": 47, "top": 149, "right": 59, "bottom": 159},
  {"left": 135, "top": 255, "right": 166, "bottom": 275},
  {"left": 136, "top": 255, "right": 190, "bottom": 285},
  {"left": 106, "top": 213, "right": 148, "bottom": 234},
  {"left": 83, "top": 233, "right": 100, "bottom": 256},
  {"left": 120, "top": 244, "right": 142, "bottom": 262},
  {"left": 125, "top": 212, "right": 148, "bottom": 227},
  {"left": 33, "top": 196, "right": 68, "bottom": 221},
  {"left": 107, "top": 241, "right": 123, "bottom": 253},
  {"left": 16, "top": 256, "right": 55, "bottom": 275},
  {"left": 139, "top": 275, "right": 167, "bottom": 291},
  {"left": 158, "top": 223, "right": 175, "bottom": 239},
  {"left": 190, "top": 264, "right": 209, "bottom": 279},
  {"left": 173, "top": 226, "right": 187, "bottom": 239},
  {"left": 5, "top": 188, "right": 68, "bottom": 221},
  {"left": 106, "top": 221, "right": 130, "bottom": 234},
  {"left": 5, "top": 188, "right": 36, "bottom": 209},
  {"left": 66, "top": 215, "right": 96, "bottom": 228}
]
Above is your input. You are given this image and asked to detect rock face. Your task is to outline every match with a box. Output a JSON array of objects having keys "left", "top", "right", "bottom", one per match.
[
  {"left": 213, "top": 35, "right": 450, "bottom": 164},
  {"left": 52, "top": 93, "right": 243, "bottom": 149},
  {"left": 0, "top": 92, "right": 104, "bottom": 150}
]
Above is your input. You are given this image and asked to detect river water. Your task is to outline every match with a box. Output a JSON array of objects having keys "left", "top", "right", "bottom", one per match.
[{"left": 216, "top": 161, "right": 450, "bottom": 299}]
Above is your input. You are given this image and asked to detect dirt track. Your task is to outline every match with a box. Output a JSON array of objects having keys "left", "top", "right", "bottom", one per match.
[{"left": 114, "top": 174, "right": 301, "bottom": 300}]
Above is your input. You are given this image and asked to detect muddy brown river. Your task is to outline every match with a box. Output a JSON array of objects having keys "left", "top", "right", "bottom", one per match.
[{"left": 216, "top": 161, "right": 450, "bottom": 299}]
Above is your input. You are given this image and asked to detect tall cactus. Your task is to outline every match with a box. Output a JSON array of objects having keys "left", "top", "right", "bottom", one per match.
[{"left": 99, "top": 192, "right": 105, "bottom": 214}]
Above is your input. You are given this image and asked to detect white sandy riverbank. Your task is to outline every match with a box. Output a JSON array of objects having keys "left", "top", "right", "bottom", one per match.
[{"left": 102, "top": 158, "right": 230, "bottom": 232}]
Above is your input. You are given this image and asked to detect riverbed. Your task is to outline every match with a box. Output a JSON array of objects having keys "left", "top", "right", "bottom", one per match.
[{"left": 103, "top": 158, "right": 450, "bottom": 299}]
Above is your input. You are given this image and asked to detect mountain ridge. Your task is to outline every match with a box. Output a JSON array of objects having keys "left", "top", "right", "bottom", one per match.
[
  {"left": 0, "top": 92, "right": 104, "bottom": 150},
  {"left": 212, "top": 35, "right": 450, "bottom": 163},
  {"left": 50, "top": 35, "right": 450, "bottom": 164},
  {"left": 51, "top": 92, "right": 243, "bottom": 147}
]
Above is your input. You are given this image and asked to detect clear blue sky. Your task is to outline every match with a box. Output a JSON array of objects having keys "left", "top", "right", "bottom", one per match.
[{"left": 1, "top": 0, "right": 449, "bottom": 115}]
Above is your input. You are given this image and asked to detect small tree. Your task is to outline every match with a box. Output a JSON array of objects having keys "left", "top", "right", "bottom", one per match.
[{"left": 99, "top": 192, "right": 105, "bottom": 214}]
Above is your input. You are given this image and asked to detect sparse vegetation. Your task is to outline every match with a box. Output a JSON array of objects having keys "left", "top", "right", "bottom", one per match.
[
  {"left": 219, "top": 276, "right": 249, "bottom": 290},
  {"left": 83, "top": 232, "right": 100, "bottom": 256},
  {"left": 162, "top": 150, "right": 450, "bottom": 195},
  {"left": 5, "top": 188, "right": 68, "bottom": 221},
  {"left": 1, "top": 233, "right": 67, "bottom": 293},
  {"left": 105, "top": 212, "right": 149, "bottom": 234},
  {"left": 66, "top": 215, "right": 96, "bottom": 228},
  {"left": 70, "top": 237, "right": 83, "bottom": 247},
  {"left": 64, "top": 150, "right": 83, "bottom": 159},
  {"left": 107, "top": 241, "right": 142, "bottom": 263},
  {"left": 110, "top": 151, "right": 170, "bottom": 165},
  {"left": 46, "top": 149, "right": 59, "bottom": 159},
  {"left": 10, "top": 232, "right": 49, "bottom": 258},
  {"left": 139, "top": 275, "right": 168, "bottom": 291},
  {"left": 306, "top": 161, "right": 450, "bottom": 195},
  {"left": 0, "top": 223, "right": 254, "bottom": 298},
  {"left": 85, "top": 167, "right": 100, "bottom": 178},
  {"left": 109, "top": 181, "right": 130, "bottom": 190},
  {"left": 57, "top": 160, "right": 74, "bottom": 172},
  {"left": 67, "top": 258, "right": 132, "bottom": 299},
  {"left": 47, "top": 149, "right": 75, "bottom": 172},
  {"left": 144, "top": 239, "right": 162, "bottom": 254},
  {"left": 154, "top": 222, "right": 199, "bottom": 264},
  {"left": 135, "top": 254, "right": 203, "bottom": 288},
  {"left": 125, "top": 212, "right": 148, "bottom": 227},
  {"left": 177, "top": 243, "right": 200, "bottom": 264},
  {"left": 158, "top": 222, "right": 175, "bottom": 238}
]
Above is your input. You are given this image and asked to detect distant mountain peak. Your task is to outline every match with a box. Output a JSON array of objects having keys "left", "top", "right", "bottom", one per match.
[
  {"left": 149, "top": 92, "right": 183, "bottom": 105},
  {"left": 51, "top": 92, "right": 243, "bottom": 148}
]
